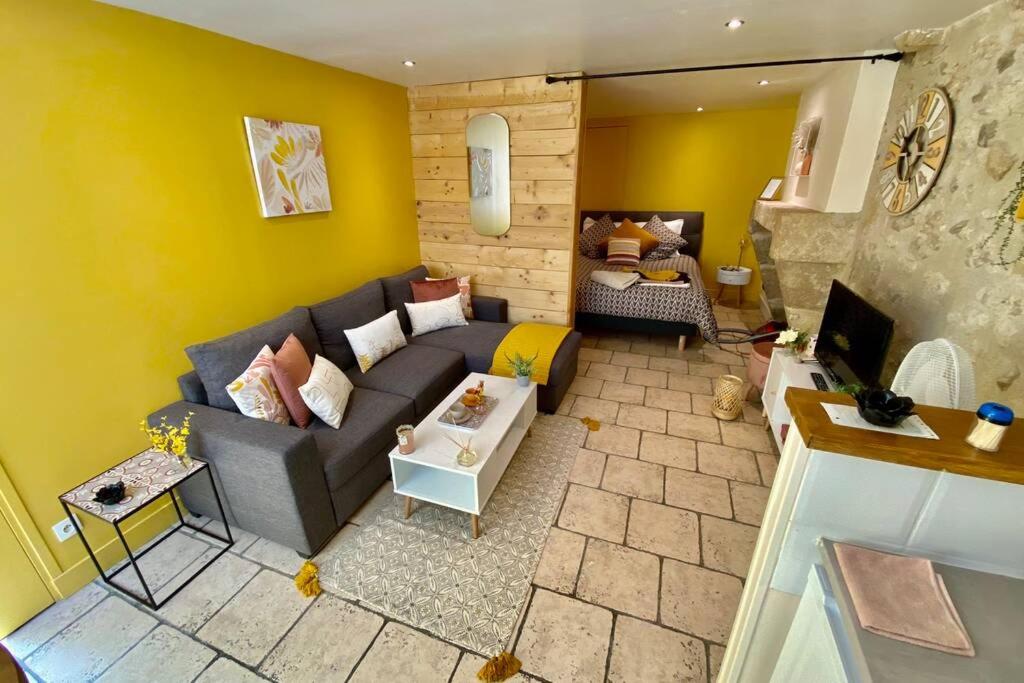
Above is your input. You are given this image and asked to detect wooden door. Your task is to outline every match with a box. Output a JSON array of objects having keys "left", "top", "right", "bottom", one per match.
[{"left": 0, "top": 512, "right": 53, "bottom": 638}]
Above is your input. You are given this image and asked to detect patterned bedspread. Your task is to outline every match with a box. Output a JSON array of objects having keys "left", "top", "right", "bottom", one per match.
[{"left": 575, "top": 254, "right": 719, "bottom": 341}]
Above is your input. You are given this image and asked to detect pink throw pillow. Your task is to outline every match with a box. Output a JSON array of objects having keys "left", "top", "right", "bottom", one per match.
[{"left": 271, "top": 333, "right": 314, "bottom": 428}]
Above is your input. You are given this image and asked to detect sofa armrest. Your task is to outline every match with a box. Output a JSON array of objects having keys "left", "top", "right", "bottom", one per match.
[
  {"left": 471, "top": 295, "right": 508, "bottom": 323},
  {"left": 149, "top": 401, "right": 335, "bottom": 555}
]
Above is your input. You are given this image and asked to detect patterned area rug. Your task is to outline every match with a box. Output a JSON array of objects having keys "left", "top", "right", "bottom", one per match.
[{"left": 319, "top": 414, "right": 586, "bottom": 655}]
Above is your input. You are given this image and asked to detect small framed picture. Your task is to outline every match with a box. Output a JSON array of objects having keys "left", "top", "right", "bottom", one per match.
[{"left": 759, "top": 177, "right": 784, "bottom": 201}]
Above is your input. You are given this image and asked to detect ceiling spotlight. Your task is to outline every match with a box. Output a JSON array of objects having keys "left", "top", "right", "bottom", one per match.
[
  {"left": 696, "top": 106, "right": 704, "bottom": 112},
  {"left": 402, "top": 59, "right": 416, "bottom": 67},
  {"left": 757, "top": 79, "right": 770, "bottom": 86},
  {"left": 725, "top": 18, "right": 745, "bottom": 29}
]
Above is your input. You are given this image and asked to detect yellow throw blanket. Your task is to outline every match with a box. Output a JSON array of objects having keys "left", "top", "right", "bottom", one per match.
[
  {"left": 489, "top": 323, "right": 571, "bottom": 385},
  {"left": 621, "top": 267, "right": 680, "bottom": 281}
]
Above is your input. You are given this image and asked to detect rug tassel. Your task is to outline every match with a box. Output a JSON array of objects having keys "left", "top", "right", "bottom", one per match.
[
  {"left": 581, "top": 416, "right": 601, "bottom": 431},
  {"left": 477, "top": 651, "right": 522, "bottom": 682},
  {"left": 294, "top": 560, "right": 322, "bottom": 598}
]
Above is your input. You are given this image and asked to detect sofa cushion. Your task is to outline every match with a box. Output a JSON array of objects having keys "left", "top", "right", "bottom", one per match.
[
  {"left": 309, "top": 280, "right": 386, "bottom": 370},
  {"left": 310, "top": 387, "right": 414, "bottom": 491},
  {"left": 381, "top": 265, "right": 429, "bottom": 333},
  {"left": 346, "top": 344, "right": 465, "bottom": 417},
  {"left": 186, "top": 307, "right": 323, "bottom": 411},
  {"left": 409, "top": 319, "right": 514, "bottom": 374}
]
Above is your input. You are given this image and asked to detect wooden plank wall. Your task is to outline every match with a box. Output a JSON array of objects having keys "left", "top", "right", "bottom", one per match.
[{"left": 408, "top": 75, "right": 585, "bottom": 325}]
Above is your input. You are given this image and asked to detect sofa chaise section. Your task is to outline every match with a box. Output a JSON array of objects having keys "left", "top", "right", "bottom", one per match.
[{"left": 382, "top": 265, "right": 582, "bottom": 413}]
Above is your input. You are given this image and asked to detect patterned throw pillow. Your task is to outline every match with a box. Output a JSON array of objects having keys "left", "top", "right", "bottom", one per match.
[
  {"left": 606, "top": 237, "right": 642, "bottom": 267},
  {"left": 644, "top": 215, "right": 689, "bottom": 259},
  {"left": 299, "top": 355, "right": 354, "bottom": 429},
  {"left": 405, "top": 293, "right": 468, "bottom": 336},
  {"left": 226, "top": 345, "right": 290, "bottom": 424},
  {"left": 579, "top": 214, "right": 618, "bottom": 258},
  {"left": 426, "top": 275, "right": 473, "bottom": 319},
  {"left": 343, "top": 310, "right": 407, "bottom": 373}
]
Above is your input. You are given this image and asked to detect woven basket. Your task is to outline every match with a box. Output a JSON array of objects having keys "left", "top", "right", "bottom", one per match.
[{"left": 711, "top": 374, "right": 746, "bottom": 421}]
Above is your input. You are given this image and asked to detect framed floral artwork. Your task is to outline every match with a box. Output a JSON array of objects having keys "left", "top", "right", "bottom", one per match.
[{"left": 243, "top": 117, "right": 332, "bottom": 217}]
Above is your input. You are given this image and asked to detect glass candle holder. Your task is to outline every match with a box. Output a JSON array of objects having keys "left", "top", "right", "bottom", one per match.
[{"left": 396, "top": 424, "right": 415, "bottom": 454}]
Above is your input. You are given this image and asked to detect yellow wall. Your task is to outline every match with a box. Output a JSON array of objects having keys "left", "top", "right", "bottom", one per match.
[
  {"left": 580, "top": 107, "right": 797, "bottom": 302},
  {"left": 0, "top": 0, "right": 418, "bottom": 580}
]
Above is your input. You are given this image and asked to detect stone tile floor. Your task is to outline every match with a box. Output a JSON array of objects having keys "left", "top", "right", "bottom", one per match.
[{"left": 5, "top": 304, "right": 775, "bottom": 683}]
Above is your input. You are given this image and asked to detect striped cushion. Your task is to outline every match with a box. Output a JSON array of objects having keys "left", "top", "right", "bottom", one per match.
[{"left": 605, "top": 237, "right": 642, "bottom": 267}]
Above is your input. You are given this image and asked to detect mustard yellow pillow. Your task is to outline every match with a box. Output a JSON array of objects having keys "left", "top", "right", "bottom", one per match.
[{"left": 598, "top": 218, "right": 660, "bottom": 257}]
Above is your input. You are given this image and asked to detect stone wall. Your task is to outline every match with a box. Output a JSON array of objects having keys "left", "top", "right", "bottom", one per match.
[{"left": 847, "top": 0, "right": 1023, "bottom": 410}]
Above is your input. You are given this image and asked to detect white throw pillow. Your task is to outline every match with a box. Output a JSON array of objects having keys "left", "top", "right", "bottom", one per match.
[
  {"left": 426, "top": 275, "right": 473, "bottom": 319},
  {"left": 299, "top": 355, "right": 354, "bottom": 428},
  {"left": 225, "top": 345, "right": 290, "bottom": 424},
  {"left": 344, "top": 310, "right": 407, "bottom": 373},
  {"left": 405, "top": 293, "right": 468, "bottom": 337},
  {"left": 582, "top": 217, "right": 648, "bottom": 230}
]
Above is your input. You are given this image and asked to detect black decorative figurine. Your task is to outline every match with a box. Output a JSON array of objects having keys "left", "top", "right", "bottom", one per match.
[
  {"left": 854, "top": 389, "right": 916, "bottom": 427},
  {"left": 93, "top": 481, "right": 126, "bottom": 506}
]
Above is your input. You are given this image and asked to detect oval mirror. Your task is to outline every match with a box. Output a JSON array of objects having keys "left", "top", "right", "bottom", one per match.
[{"left": 466, "top": 113, "right": 511, "bottom": 236}]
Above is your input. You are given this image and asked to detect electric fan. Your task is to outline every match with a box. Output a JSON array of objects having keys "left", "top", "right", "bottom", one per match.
[{"left": 890, "top": 339, "right": 975, "bottom": 409}]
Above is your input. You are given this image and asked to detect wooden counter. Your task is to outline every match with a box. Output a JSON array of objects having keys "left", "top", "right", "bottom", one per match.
[{"left": 785, "top": 388, "right": 1024, "bottom": 486}]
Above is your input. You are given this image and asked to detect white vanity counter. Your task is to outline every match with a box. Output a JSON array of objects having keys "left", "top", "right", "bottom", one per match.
[{"left": 719, "top": 386, "right": 1024, "bottom": 682}]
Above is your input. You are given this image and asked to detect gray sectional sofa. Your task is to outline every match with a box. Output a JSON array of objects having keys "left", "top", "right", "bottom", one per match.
[{"left": 151, "top": 265, "right": 581, "bottom": 555}]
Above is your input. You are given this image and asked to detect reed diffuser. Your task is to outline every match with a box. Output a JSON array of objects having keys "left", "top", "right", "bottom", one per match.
[{"left": 443, "top": 431, "right": 477, "bottom": 467}]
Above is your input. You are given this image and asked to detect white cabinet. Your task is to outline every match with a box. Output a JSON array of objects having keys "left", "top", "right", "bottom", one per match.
[
  {"left": 762, "top": 351, "right": 831, "bottom": 453},
  {"left": 770, "top": 566, "right": 851, "bottom": 683}
]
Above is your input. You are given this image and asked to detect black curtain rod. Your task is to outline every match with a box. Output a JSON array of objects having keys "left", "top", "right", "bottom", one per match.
[{"left": 545, "top": 52, "right": 903, "bottom": 84}]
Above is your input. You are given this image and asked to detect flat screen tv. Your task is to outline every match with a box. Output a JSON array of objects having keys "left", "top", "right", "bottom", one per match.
[{"left": 814, "top": 280, "right": 894, "bottom": 388}]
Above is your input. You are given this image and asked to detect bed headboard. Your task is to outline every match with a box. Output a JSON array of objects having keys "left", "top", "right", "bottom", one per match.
[{"left": 579, "top": 211, "right": 705, "bottom": 259}]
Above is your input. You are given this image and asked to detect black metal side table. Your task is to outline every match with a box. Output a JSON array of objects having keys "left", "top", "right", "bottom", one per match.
[{"left": 59, "top": 449, "right": 233, "bottom": 609}]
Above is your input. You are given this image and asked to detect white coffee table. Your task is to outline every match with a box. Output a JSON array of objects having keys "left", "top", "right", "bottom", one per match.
[{"left": 389, "top": 373, "right": 537, "bottom": 538}]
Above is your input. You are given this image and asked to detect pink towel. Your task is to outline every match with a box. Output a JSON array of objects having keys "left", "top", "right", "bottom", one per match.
[{"left": 834, "top": 543, "right": 975, "bottom": 657}]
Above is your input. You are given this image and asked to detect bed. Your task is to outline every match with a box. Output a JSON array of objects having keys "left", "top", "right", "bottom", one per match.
[{"left": 574, "top": 210, "right": 718, "bottom": 348}]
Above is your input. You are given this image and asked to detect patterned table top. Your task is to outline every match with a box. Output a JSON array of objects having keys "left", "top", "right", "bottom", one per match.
[{"left": 60, "top": 449, "right": 206, "bottom": 523}]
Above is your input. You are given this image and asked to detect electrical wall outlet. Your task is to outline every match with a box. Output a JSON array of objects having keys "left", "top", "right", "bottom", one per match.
[{"left": 52, "top": 515, "right": 81, "bottom": 542}]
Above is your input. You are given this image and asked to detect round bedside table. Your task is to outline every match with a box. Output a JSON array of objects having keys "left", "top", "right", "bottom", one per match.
[{"left": 716, "top": 266, "right": 752, "bottom": 307}]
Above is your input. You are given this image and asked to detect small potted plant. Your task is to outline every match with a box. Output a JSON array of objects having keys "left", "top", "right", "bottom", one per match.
[
  {"left": 505, "top": 351, "right": 538, "bottom": 387},
  {"left": 776, "top": 328, "right": 811, "bottom": 360}
]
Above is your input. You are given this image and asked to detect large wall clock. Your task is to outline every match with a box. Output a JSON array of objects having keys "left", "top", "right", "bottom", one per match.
[{"left": 880, "top": 87, "right": 952, "bottom": 216}]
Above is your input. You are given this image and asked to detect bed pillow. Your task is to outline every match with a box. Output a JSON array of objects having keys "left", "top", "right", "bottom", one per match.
[
  {"left": 405, "top": 293, "right": 468, "bottom": 336},
  {"left": 606, "top": 237, "right": 642, "bottom": 267},
  {"left": 579, "top": 214, "right": 618, "bottom": 258},
  {"left": 597, "top": 218, "right": 660, "bottom": 258},
  {"left": 644, "top": 215, "right": 689, "bottom": 259},
  {"left": 661, "top": 218, "right": 685, "bottom": 235},
  {"left": 343, "top": 310, "right": 407, "bottom": 373},
  {"left": 583, "top": 217, "right": 648, "bottom": 230}
]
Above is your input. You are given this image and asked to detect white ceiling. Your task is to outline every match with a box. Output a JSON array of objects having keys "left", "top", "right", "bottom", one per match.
[{"left": 102, "top": 0, "right": 990, "bottom": 116}]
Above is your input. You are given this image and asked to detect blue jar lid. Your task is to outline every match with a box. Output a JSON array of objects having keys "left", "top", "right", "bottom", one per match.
[{"left": 977, "top": 402, "right": 1014, "bottom": 426}]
